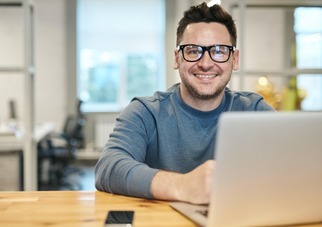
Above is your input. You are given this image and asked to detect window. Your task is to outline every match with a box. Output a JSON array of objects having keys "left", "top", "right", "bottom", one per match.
[
  {"left": 295, "top": 7, "right": 322, "bottom": 110},
  {"left": 77, "top": 0, "right": 165, "bottom": 112}
]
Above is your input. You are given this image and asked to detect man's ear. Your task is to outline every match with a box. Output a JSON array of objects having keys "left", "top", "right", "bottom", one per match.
[
  {"left": 232, "top": 49, "right": 239, "bottom": 71},
  {"left": 173, "top": 49, "right": 179, "bottom": 69}
]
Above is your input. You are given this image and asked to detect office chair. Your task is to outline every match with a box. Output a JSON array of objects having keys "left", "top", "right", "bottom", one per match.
[{"left": 38, "top": 101, "right": 86, "bottom": 190}]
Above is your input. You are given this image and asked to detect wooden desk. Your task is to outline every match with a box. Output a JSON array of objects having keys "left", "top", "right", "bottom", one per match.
[
  {"left": 0, "top": 191, "right": 195, "bottom": 227},
  {"left": 1, "top": 191, "right": 322, "bottom": 227}
]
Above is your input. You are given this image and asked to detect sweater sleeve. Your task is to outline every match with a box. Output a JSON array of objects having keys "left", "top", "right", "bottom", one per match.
[{"left": 94, "top": 100, "right": 159, "bottom": 198}]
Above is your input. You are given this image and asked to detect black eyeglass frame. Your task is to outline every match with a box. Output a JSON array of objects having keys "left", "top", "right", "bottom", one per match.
[{"left": 177, "top": 44, "right": 236, "bottom": 63}]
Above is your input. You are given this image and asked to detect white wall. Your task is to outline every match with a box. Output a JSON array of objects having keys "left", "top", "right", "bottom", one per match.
[
  {"left": 230, "top": 6, "right": 287, "bottom": 92},
  {"left": 35, "top": 0, "right": 67, "bottom": 130}
]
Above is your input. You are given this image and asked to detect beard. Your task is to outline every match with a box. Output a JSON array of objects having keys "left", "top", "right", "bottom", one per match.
[{"left": 180, "top": 75, "right": 228, "bottom": 100}]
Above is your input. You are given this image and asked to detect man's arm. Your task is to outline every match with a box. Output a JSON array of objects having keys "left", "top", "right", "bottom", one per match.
[
  {"left": 95, "top": 100, "right": 159, "bottom": 198},
  {"left": 150, "top": 160, "right": 215, "bottom": 204},
  {"left": 95, "top": 99, "right": 216, "bottom": 204}
]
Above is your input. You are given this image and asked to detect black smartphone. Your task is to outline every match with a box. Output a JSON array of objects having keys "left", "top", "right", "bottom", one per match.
[{"left": 105, "top": 210, "right": 134, "bottom": 226}]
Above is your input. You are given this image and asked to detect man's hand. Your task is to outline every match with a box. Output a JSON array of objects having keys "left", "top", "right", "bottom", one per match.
[{"left": 150, "top": 160, "right": 215, "bottom": 204}]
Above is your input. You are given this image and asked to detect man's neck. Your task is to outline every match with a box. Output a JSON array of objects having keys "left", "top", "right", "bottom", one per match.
[{"left": 179, "top": 85, "right": 224, "bottom": 112}]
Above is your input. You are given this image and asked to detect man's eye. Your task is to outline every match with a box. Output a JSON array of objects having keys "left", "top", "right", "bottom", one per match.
[
  {"left": 214, "top": 50, "right": 225, "bottom": 55},
  {"left": 186, "top": 48, "right": 199, "bottom": 55},
  {"left": 212, "top": 48, "right": 227, "bottom": 57}
]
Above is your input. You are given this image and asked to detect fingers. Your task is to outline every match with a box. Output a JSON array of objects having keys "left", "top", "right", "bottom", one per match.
[
  {"left": 150, "top": 160, "right": 215, "bottom": 205},
  {"left": 180, "top": 160, "right": 215, "bottom": 204}
]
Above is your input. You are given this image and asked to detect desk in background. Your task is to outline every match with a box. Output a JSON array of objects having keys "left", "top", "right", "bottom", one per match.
[
  {"left": 0, "top": 122, "right": 55, "bottom": 151},
  {"left": 0, "top": 191, "right": 321, "bottom": 227},
  {"left": 0, "top": 122, "right": 55, "bottom": 191}
]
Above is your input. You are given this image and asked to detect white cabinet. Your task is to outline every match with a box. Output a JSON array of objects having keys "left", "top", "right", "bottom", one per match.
[{"left": 0, "top": 150, "right": 22, "bottom": 191}]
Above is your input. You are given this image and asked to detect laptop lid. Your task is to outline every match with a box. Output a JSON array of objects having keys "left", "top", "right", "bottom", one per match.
[{"left": 207, "top": 111, "right": 322, "bottom": 226}]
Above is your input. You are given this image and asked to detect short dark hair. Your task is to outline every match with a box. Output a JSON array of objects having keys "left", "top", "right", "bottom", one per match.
[{"left": 176, "top": 2, "right": 237, "bottom": 47}]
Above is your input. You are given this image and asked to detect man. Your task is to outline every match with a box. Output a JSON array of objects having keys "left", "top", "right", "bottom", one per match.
[{"left": 95, "top": 2, "right": 274, "bottom": 205}]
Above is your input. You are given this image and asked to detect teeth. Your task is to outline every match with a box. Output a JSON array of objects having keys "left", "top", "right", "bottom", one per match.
[{"left": 195, "top": 74, "right": 217, "bottom": 78}]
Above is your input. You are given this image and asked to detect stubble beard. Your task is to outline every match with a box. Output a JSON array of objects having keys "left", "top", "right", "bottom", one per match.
[{"left": 181, "top": 76, "right": 228, "bottom": 100}]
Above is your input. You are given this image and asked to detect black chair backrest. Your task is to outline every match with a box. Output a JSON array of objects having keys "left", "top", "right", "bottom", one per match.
[
  {"left": 62, "top": 99, "right": 86, "bottom": 147},
  {"left": 63, "top": 115, "right": 80, "bottom": 140}
]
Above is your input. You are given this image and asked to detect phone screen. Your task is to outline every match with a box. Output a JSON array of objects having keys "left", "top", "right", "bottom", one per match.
[{"left": 105, "top": 210, "right": 134, "bottom": 226}]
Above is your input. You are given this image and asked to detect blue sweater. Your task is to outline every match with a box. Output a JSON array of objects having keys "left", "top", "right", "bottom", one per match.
[{"left": 95, "top": 84, "right": 274, "bottom": 198}]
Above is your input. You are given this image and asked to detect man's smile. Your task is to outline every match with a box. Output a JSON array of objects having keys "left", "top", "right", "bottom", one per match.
[{"left": 194, "top": 74, "right": 220, "bottom": 79}]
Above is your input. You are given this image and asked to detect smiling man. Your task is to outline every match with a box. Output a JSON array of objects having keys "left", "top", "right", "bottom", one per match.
[
  {"left": 175, "top": 22, "right": 239, "bottom": 111},
  {"left": 95, "top": 2, "right": 274, "bottom": 205}
]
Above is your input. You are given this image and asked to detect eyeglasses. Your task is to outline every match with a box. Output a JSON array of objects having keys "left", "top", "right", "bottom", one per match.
[{"left": 177, "top": 44, "right": 236, "bottom": 63}]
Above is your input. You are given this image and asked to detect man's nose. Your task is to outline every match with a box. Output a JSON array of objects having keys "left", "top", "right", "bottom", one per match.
[{"left": 197, "top": 51, "right": 214, "bottom": 69}]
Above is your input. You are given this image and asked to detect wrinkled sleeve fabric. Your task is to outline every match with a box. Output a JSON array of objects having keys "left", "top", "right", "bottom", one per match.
[{"left": 94, "top": 100, "right": 159, "bottom": 199}]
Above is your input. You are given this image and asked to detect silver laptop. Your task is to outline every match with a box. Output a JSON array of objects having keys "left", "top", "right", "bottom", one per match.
[{"left": 170, "top": 111, "right": 322, "bottom": 227}]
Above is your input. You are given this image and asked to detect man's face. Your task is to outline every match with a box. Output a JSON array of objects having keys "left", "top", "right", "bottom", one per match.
[{"left": 174, "top": 22, "right": 239, "bottom": 101}]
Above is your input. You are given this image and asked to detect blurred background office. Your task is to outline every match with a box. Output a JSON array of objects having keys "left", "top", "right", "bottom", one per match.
[{"left": 0, "top": 0, "right": 321, "bottom": 191}]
